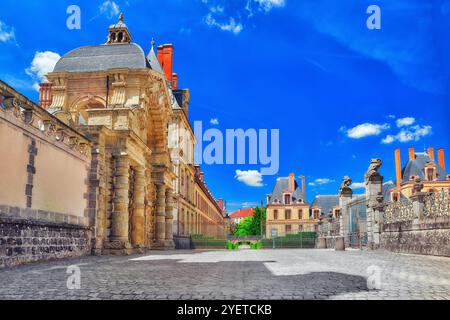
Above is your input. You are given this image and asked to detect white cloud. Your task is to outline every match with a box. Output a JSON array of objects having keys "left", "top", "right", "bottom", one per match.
[
  {"left": 26, "top": 51, "right": 61, "bottom": 91},
  {"left": 308, "top": 178, "right": 335, "bottom": 187},
  {"left": 235, "top": 170, "right": 264, "bottom": 187},
  {"left": 99, "top": 1, "right": 120, "bottom": 19},
  {"left": 351, "top": 182, "right": 366, "bottom": 190},
  {"left": 0, "top": 20, "right": 15, "bottom": 43},
  {"left": 205, "top": 13, "right": 243, "bottom": 34},
  {"left": 381, "top": 125, "right": 432, "bottom": 144},
  {"left": 253, "top": 0, "right": 286, "bottom": 12},
  {"left": 210, "top": 118, "right": 219, "bottom": 125},
  {"left": 396, "top": 117, "right": 416, "bottom": 128},
  {"left": 345, "top": 123, "right": 390, "bottom": 139}
]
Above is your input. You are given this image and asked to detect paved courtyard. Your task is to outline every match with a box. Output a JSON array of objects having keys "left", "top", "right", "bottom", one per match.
[{"left": 0, "top": 249, "right": 449, "bottom": 300}]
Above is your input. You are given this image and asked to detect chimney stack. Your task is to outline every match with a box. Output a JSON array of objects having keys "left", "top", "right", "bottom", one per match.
[
  {"left": 395, "top": 149, "right": 402, "bottom": 189},
  {"left": 200, "top": 172, "right": 204, "bottom": 182},
  {"left": 438, "top": 148, "right": 445, "bottom": 170},
  {"left": 38, "top": 83, "right": 53, "bottom": 109},
  {"left": 427, "top": 147, "right": 435, "bottom": 162},
  {"left": 301, "top": 176, "right": 306, "bottom": 199},
  {"left": 289, "top": 173, "right": 295, "bottom": 192},
  {"left": 157, "top": 44, "right": 174, "bottom": 83},
  {"left": 172, "top": 73, "right": 178, "bottom": 90},
  {"left": 408, "top": 147, "right": 415, "bottom": 161},
  {"left": 217, "top": 199, "right": 224, "bottom": 211}
]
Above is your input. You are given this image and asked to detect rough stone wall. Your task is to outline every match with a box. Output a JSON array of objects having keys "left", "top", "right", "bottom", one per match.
[
  {"left": 0, "top": 206, "right": 92, "bottom": 268},
  {"left": 381, "top": 217, "right": 450, "bottom": 257}
]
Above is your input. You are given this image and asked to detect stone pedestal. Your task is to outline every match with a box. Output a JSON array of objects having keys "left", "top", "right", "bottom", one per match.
[
  {"left": 317, "top": 237, "right": 327, "bottom": 249},
  {"left": 335, "top": 237, "right": 345, "bottom": 251}
]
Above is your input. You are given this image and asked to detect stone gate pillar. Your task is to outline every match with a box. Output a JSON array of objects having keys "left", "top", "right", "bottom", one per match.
[
  {"left": 131, "top": 167, "right": 145, "bottom": 247},
  {"left": 365, "top": 159, "right": 383, "bottom": 250},
  {"left": 339, "top": 176, "right": 353, "bottom": 248},
  {"left": 165, "top": 188, "right": 175, "bottom": 248},
  {"left": 154, "top": 184, "right": 166, "bottom": 247},
  {"left": 110, "top": 155, "right": 130, "bottom": 243}
]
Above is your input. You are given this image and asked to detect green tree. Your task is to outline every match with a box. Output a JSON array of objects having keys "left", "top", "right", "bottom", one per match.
[
  {"left": 233, "top": 206, "right": 266, "bottom": 237},
  {"left": 234, "top": 217, "right": 253, "bottom": 236}
]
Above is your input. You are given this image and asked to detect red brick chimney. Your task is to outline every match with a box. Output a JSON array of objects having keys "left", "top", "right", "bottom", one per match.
[
  {"left": 217, "top": 199, "right": 223, "bottom": 211},
  {"left": 438, "top": 148, "right": 445, "bottom": 170},
  {"left": 38, "top": 83, "right": 53, "bottom": 109},
  {"left": 395, "top": 149, "right": 402, "bottom": 189},
  {"left": 157, "top": 44, "right": 174, "bottom": 83},
  {"left": 301, "top": 176, "right": 306, "bottom": 199},
  {"left": 427, "top": 147, "right": 435, "bottom": 162},
  {"left": 408, "top": 147, "right": 415, "bottom": 161},
  {"left": 172, "top": 73, "right": 178, "bottom": 90},
  {"left": 289, "top": 173, "right": 295, "bottom": 192}
]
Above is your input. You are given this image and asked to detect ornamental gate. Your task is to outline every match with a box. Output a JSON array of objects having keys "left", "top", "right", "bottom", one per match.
[{"left": 347, "top": 199, "right": 368, "bottom": 248}]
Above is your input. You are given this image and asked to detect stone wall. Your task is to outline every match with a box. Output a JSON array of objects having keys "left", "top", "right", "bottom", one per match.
[
  {"left": 381, "top": 217, "right": 450, "bottom": 257},
  {"left": 0, "top": 205, "right": 92, "bottom": 268}
]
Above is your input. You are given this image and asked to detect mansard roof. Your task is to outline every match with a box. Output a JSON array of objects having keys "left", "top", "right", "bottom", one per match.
[
  {"left": 53, "top": 43, "right": 151, "bottom": 73},
  {"left": 402, "top": 152, "right": 447, "bottom": 183},
  {"left": 311, "top": 195, "right": 339, "bottom": 217},
  {"left": 269, "top": 177, "right": 308, "bottom": 205}
]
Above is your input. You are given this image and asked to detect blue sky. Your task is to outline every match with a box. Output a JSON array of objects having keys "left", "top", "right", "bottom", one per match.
[{"left": 1, "top": 0, "right": 449, "bottom": 212}]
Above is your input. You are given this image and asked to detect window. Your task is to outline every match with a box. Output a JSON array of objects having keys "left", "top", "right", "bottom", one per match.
[
  {"left": 284, "top": 194, "right": 291, "bottom": 204},
  {"left": 285, "top": 209, "right": 291, "bottom": 220},
  {"left": 286, "top": 225, "right": 292, "bottom": 233},
  {"left": 274, "top": 210, "right": 278, "bottom": 220},
  {"left": 426, "top": 168, "right": 435, "bottom": 181},
  {"left": 298, "top": 209, "right": 303, "bottom": 219},
  {"left": 313, "top": 210, "right": 320, "bottom": 219}
]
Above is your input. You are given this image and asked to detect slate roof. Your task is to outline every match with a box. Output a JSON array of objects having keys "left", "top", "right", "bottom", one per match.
[
  {"left": 146, "top": 46, "right": 164, "bottom": 75},
  {"left": 401, "top": 152, "right": 448, "bottom": 183},
  {"left": 311, "top": 195, "right": 339, "bottom": 216},
  {"left": 53, "top": 43, "right": 151, "bottom": 73},
  {"left": 269, "top": 177, "right": 307, "bottom": 205}
]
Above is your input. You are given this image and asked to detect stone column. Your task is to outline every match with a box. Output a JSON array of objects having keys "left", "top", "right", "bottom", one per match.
[
  {"left": 110, "top": 155, "right": 130, "bottom": 244},
  {"left": 131, "top": 167, "right": 145, "bottom": 247},
  {"left": 154, "top": 184, "right": 166, "bottom": 247},
  {"left": 165, "top": 188, "right": 175, "bottom": 248}
]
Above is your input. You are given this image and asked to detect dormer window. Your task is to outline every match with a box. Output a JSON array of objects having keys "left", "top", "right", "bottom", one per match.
[
  {"left": 426, "top": 168, "right": 436, "bottom": 181},
  {"left": 284, "top": 194, "right": 291, "bottom": 205}
]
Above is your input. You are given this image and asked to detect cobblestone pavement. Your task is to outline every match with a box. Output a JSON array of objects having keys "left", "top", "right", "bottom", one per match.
[{"left": 0, "top": 249, "right": 449, "bottom": 300}]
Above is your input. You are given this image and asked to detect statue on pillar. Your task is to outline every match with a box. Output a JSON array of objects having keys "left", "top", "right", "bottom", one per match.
[
  {"left": 339, "top": 176, "right": 353, "bottom": 197},
  {"left": 364, "top": 158, "right": 383, "bottom": 183}
]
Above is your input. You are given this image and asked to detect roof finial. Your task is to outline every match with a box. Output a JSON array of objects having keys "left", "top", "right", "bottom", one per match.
[
  {"left": 119, "top": 12, "right": 124, "bottom": 23},
  {"left": 151, "top": 37, "right": 155, "bottom": 49}
]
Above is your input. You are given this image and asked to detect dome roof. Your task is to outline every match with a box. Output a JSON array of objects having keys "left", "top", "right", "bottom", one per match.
[{"left": 53, "top": 43, "right": 150, "bottom": 73}]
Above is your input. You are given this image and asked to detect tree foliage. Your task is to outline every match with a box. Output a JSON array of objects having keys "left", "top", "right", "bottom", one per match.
[{"left": 233, "top": 206, "right": 266, "bottom": 236}]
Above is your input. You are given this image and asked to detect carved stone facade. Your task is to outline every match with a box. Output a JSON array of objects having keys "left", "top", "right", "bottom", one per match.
[{"left": 44, "top": 16, "right": 177, "bottom": 253}]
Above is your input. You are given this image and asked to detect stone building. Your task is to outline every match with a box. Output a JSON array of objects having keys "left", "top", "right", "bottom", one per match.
[
  {"left": 391, "top": 147, "right": 449, "bottom": 201},
  {"left": 265, "top": 173, "right": 314, "bottom": 238},
  {"left": 168, "top": 83, "right": 196, "bottom": 237},
  {"left": 194, "top": 166, "right": 225, "bottom": 238},
  {"left": 41, "top": 14, "right": 181, "bottom": 253}
]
